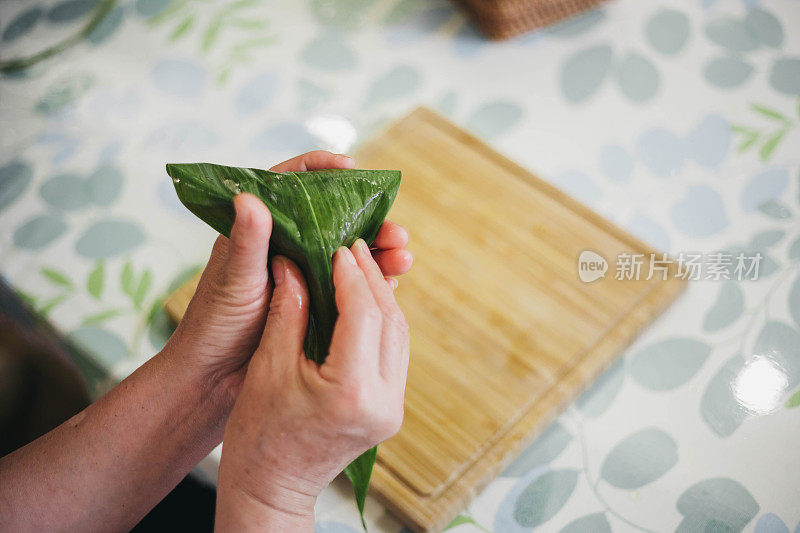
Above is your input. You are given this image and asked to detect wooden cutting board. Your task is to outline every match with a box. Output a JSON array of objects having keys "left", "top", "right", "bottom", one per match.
[{"left": 165, "top": 107, "right": 686, "bottom": 532}]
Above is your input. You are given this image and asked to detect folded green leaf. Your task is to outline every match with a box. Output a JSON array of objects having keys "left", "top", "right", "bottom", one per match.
[
  {"left": 345, "top": 446, "right": 378, "bottom": 530},
  {"left": 167, "top": 162, "right": 401, "bottom": 363},
  {"left": 167, "top": 163, "right": 401, "bottom": 528}
]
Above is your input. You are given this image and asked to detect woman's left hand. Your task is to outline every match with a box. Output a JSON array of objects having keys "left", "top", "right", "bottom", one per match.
[{"left": 161, "top": 150, "right": 412, "bottom": 417}]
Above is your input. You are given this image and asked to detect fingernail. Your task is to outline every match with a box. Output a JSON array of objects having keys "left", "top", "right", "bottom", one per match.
[
  {"left": 272, "top": 257, "right": 285, "bottom": 284},
  {"left": 336, "top": 154, "right": 356, "bottom": 168},
  {"left": 338, "top": 247, "right": 357, "bottom": 266},
  {"left": 354, "top": 239, "right": 368, "bottom": 253},
  {"left": 386, "top": 277, "right": 398, "bottom": 290}
]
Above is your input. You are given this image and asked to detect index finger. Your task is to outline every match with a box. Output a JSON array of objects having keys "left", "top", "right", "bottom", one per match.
[
  {"left": 269, "top": 150, "right": 356, "bottom": 172},
  {"left": 351, "top": 240, "right": 409, "bottom": 383},
  {"left": 373, "top": 221, "right": 409, "bottom": 250},
  {"left": 322, "top": 247, "right": 382, "bottom": 383}
]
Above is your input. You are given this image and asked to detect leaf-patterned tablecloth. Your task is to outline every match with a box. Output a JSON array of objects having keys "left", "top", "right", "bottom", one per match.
[{"left": 1, "top": 0, "right": 799, "bottom": 531}]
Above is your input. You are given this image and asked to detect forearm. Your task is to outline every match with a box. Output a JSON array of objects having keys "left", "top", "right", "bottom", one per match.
[{"left": 0, "top": 349, "right": 231, "bottom": 531}]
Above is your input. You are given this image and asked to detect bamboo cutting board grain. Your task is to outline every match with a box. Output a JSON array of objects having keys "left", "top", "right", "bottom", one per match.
[{"left": 164, "top": 107, "right": 687, "bottom": 532}]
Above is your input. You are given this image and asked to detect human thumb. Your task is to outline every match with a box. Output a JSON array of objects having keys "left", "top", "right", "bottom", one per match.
[{"left": 222, "top": 193, "right": 272, "bottom": 298}]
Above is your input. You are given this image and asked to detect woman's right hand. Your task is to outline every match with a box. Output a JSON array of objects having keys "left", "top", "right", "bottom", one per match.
[{"left": 214, "top": 239, "right": 410, "bottom": 532}]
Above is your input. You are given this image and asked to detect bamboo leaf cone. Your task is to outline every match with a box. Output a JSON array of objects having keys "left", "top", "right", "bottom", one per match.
[{"left": 166, "top": 162, "right": 402, "bottom": 528}]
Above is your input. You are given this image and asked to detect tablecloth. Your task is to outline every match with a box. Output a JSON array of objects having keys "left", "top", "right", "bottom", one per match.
[{"left": 1, "top": 0, "right": 799, "bottom": 530}]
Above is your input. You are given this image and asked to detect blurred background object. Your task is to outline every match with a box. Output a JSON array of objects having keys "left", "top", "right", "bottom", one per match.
[
  {"left": 1, "top": 0, "right": 799, "bottom": 531},
  {"left": 0, "top": 277, "right": 215, "bottom": 531},
  {"left": 457, "top": 0, "right": 607, "bottom": 40},
  {"left": 0, "top": 278, "right": 93, "bottom": 456}
]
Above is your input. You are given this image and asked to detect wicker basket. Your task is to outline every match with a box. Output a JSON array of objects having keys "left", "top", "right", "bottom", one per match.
[{"left": 456, "top": 0, "right": 608, "bottom": 40}]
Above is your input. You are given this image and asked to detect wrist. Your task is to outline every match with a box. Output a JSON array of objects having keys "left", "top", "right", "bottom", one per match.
[
  {"left": 152, "top": 347, "right": 235, "bottom": 445},
  {"left": 159, "top": 330, "right": 248, "bottom": 410},
  {"left": 216, "top": 472, "right": 316, "bottom": 532}
]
